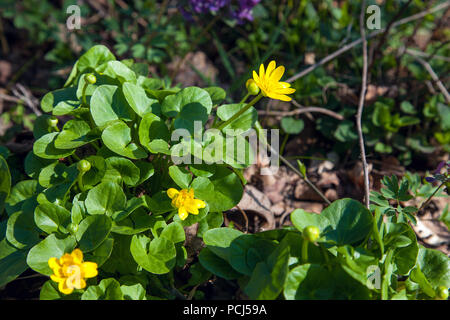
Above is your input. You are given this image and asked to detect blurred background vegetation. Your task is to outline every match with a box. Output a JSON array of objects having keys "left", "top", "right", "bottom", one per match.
[{"left": 0, "top": 0, "right": 449, "bottom": 176}]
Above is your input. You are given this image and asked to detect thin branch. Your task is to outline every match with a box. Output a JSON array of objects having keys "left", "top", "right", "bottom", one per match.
[
  {"left": 405, "top": 48, "right": 450, "bottom": 103},
  {"left": 258, "top": 106, "right": 344, "bottom": 120},
  {"left": 285, "top": 1, "right": 450, "bottom": 83},
  {"left": 254, "top": 122, "right": 331, "bottom": 205},
  {"left": 356, "top": 0, "right": 370, "bottom": 209},
  {"left": 406, "top": 47, "right": 450, "bottom": 63}
]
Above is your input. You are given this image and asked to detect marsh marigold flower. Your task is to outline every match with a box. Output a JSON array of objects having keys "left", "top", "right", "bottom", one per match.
[
  {"left": 167, "top": 188, "right": 206, "bottom": 220},
  {"left": 48, "top": 248, "right": 98, "bottom": 295},
  {"left": 252, "top": 60, "right": 296, "bottom": 101}
]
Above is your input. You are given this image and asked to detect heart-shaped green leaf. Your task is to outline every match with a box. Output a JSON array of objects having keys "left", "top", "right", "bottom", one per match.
[
  {"left": 85, "top": 181, "right": 126, "bottom": 216},
  {"left": 101, "top": 121, "right": 147, "bottom": 159},
  {"left": 90, "top": 85, "right": 134, "bottom": 127}
]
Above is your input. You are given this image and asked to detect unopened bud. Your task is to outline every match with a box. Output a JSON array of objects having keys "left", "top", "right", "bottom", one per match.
[
  {"left": 303, "top": 226, "right": 320, "bottom": 242},
  {"left": 77, "top": 160, "right": 91, "bottom": 173},
  {"left": 85, "top": 73, "right": 97, "bottom": 85},
  {"left": 47, "top": 117, "right": 58, "bottom": 128},
  {"left": 246, "top": 79, "right": 260, "bottom": 95},
  {"left": 437, "top": 286, "right": 448, "bottom": 300}
]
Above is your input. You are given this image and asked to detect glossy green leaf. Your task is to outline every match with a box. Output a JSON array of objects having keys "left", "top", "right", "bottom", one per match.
[
  {"left": 90, "top": 85, "right": 134, "bottom": 127},
  {"left": 33, "top": 132, "right": 75, "bottom": 159},
  {"left": 217, "top": 103, "right": 257, "bottom": 134},
  {"left": 191, "top": 167, "right": 244, "bottom": 213},
  {"left": 0, "top": 155, "right": 11, "bottom": 215},
  {"left": 54, "top": 120, "right": 99, "bottom": 149},
  {"left": 26, "top": 234, "right": 77, "bottom": 275},
  {"left": 82, "top": 278, "right": 124, "bottom": 300},
  {"left": 76, "top": 215, "right": 112, "bottom": 252},
  {"left": 130, "top": 234, "right": 177, "bottom": 274},
  {"left": 34, "top": 202, "right": 71, "bottom": 234},
  {"left": 104, "top": 157, "right": 140, "bottom": 186},
  {"left": 123, "top": 82, "right": 156, "bottom": 117},
  {"left": 138, "top": 113, "right": 170, "bottom": 154},
  {"left": 102, "top": 120, "right": 147, "bottom": 159},
  {"left": 85, "top": 182, "right": 126, "bottom": 216}
]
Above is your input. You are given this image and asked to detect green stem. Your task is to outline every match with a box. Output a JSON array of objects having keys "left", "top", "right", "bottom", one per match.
[
  {"left": 239, "top": 93, "right": 251, "bottom": 104},
  {"left": 90, "top": 142, "right": 100, "bottom": 151},
  {"left": 419, "top": 181, "right": 445, "bottom": 212},
  {"left": 381, "top": 250, "right": 394, "bottom": 300},
  {"left": 280, "top": 133, "right": 289, "bottom": 156},
  {"left": 77, "top": 174, "right": 85, "bottom": 192},
  {"left": 72, "top": 153, "right": 81, "bottom": 162},
  {"left": 301, "top": 239, "right": 309, "bottom": 263},
  {"left": 320, "top": 244, "right": 331, "bottom": 270},
  {"left": 215, "top": 94, "right": 263, "bottom": 130},
  {"left": 81, "top": 82, "right": 89, "bottom": 107}
]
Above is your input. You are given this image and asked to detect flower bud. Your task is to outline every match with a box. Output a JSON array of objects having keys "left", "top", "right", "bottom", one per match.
[
  {"left": 303, "top": 226, "right": 320, "bottom": 242},
  {"left": 246, "top": 79, "right": 260, "bottom": 95},
  {"left": 77, "top": 159, "right": 91, "bottom": 173},
  {"left": 67, "top": 223, "right": 79, "bottom": 234},
  {"left": 436, "top": 286, "right": 448, "bottom": 300},
  {"left": 47, "top": 117, "right": 58, "bottom": 128},
  {"left": 85, "top": 73, "right": 97, "bottom": 85}
]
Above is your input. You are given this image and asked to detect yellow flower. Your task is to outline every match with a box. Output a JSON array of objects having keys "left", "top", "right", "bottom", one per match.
[
  {"left": 167, "top": 188, "right": 206, "bottom": 220},
  {"left": 252, "top": 60, "right": 296, "bottom": 101},
  {"left": 48, "top": 248, "right": 98, "bottom": 295}
]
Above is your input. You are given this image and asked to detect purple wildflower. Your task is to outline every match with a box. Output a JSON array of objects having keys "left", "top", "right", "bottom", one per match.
[
  {"left": 233, "top": 0, "right": 260, "bottom": 23},
  {"left": 180, "top": 0, "right": 260, "bottom": 24},
  {"left": 434, "top": 161, "right": 447, "bottom": 174},
  {"left": 425, "top": 177, "right": 436, "bottom": 183},
  {"left": 188, "top": 0, "right": 230, "bottom": 14}
]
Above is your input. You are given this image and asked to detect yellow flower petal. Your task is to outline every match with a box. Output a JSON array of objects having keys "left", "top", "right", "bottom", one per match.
[
  {"left": 50, "top": 274, "right": 64, "bottom": 283},
  {"left": 167, "top": 188, "right": 179, "bottom": 199},
  {"left": 267, "top": 92, "right": 292, "bottom": 101},
  {"left": 178, "top": 206, "right": 188, "bottom": 220},
  {"left": 251, "top": 61, "right": 294, "bottom": 101},
  {"left": 81, "top": 262, "right": 98, "bottom": 278},
  {"left": 59, "top": 253, "right": 73, "bottom": 266},
  {"left": 252, "top": 70, "right": 260, "bottom": 84},
  {"left": 193, "top": 199, "right": 206, "bottom": 209},
  {"left": 71, "top": 249, "right": 83, "bottom": 265},
  {"left": 275, "top": 87, "right": 296, "bottom": 94},
  {"left": 259, "top": 64, "right": 265, "bottom": 81},
  {"left": 186, "top": 205, "right": 199, "bottom": 215},
  {"left": 277, "top": 81, "right": 291, "bottom": 88},
  {"left": 269, "top": 66, "right": 285, "bottom": 82},
  {"left": 266, "top": 60, "right": 276, "bottom": 77},
  {"left": 59, "top": 280, "right": 74, "bottom": 295},
  {"left": 48, "top": 257, "right": 60, "bottom": 270}
]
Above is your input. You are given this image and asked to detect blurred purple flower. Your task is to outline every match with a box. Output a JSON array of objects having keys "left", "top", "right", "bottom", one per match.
[
  {"left": 188, "top": 0, "right": 230, "bottom": 14},
  {"left": 434, "top": 161, "right": 447, "bottom": 174},
  {"left": 181, "top": 0, "right": 260, "bottom": 24},
  {"left": 232, "top": 0, "right": 261, "bottom": 23},
  {"left": 425, "top": 177, "right": 436, "bottom": 183}
]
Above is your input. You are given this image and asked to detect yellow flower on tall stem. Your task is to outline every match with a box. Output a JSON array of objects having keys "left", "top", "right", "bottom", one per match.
[
  {"left": 48, "top": 248, "right": 98, "bottom": 295},
  {"left": 252, "top": 60, "right": 296, "bottom": 101},
  {"left": 167, "top": 188, "right": 206, "bottom": 220}
]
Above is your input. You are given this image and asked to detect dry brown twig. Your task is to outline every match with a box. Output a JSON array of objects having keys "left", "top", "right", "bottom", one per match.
[
  {"left": 10, "top": 84, "right": 41, "bottom": 116},
  {"left": 356, "top": 0, "right": 370, "bottom": 209},
  {"left": 258, "top": 106, "right": 344, "bottom": 120},
  {"left": 405, "top": 48, "right": 450, "bottom": 104}
]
